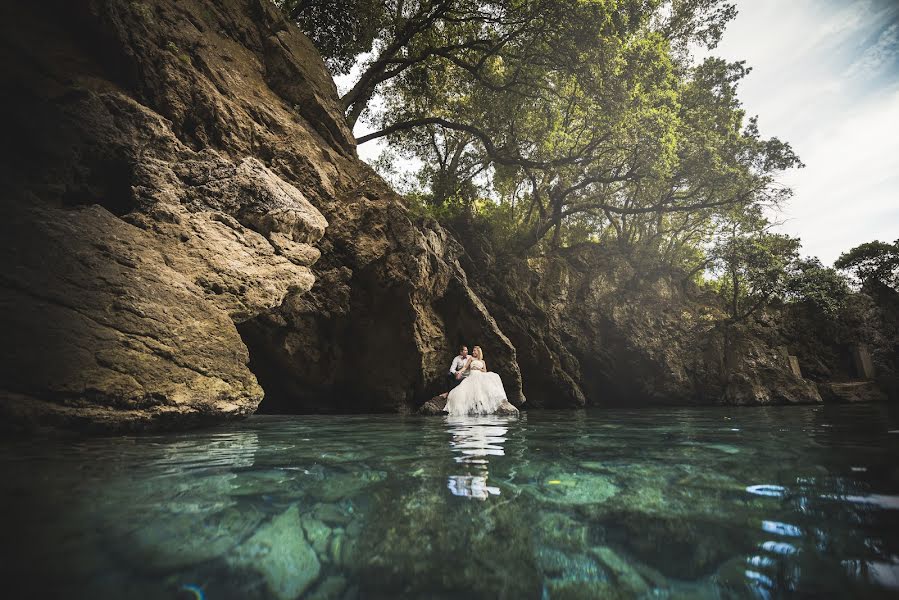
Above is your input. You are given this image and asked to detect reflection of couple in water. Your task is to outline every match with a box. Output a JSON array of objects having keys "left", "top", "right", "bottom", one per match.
[
  {"left": 443, "top": 345, "right": 509, "bottom": 416},
  {"left": 445, "top": 416, "right": 511, "bottom": 500}
]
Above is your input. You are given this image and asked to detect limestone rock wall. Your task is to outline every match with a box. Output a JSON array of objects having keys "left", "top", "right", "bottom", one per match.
[
  {"left": 0, "top": 0, "right": 522, "bottom": 429},
  {"left": 3, "top": 0, "right": 864, "bottom": 431},
  {"left": 237, "top": 176, "right": 525, "bottom": 413},
  {"left": 0, "top": 0, "right": 344, "bottom": 429},
  {"left": 461, "top": 239, "right": 822, "bottom": 408}
]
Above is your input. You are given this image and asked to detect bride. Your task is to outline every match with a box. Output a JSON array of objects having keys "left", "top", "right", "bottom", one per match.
[{"left": 444, "top": 346, "right": 509, "bottom": 416}]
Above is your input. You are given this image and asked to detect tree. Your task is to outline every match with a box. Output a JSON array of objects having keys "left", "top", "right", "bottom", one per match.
[
  {"left": 708, "top": 209, "right": 800, "bottom": 324},
  {"left": 835, "top": 239, "right": 899, "bottom": 291},
  {"left": 386, "top": 52, "right": 800, "bottom": 257},
  {"left": 279, "top": 0, "right": 737, "bottom": 132},
  {"left": 281, "top": 0, "right": 804, "bottom": 265},
  {"left": 276, "top": 0, "right": 386, "bottom": 76},
  {"left": 785, "top": 257, "right": 850, "bottom": 317},
  {"left": 506, "top": 58, "right": 801, "bottom": 255}
]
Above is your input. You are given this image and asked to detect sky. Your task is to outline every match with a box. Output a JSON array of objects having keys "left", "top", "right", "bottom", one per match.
[
  {"left": 344, "top": 1, "right": 899, "bottom": 266},
  {"left": 697, "top": 0, "right": 899, "bottom": 265}
]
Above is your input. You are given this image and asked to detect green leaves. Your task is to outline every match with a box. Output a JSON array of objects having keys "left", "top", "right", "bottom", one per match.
[
  {"left": 708, "top": 209, "right": 800, "bottom": 322},
  {"left": 276, "top": 0, "right": 385, "bottom": 75},
  {"left": 835, "top": 240, "right": 899, "bottom": 291},
  {"left": 786, "top": 258, "right": 851, "bottom": 317},
  {"left": 283, "top": 0, "right": 805, "bottom": 272}
]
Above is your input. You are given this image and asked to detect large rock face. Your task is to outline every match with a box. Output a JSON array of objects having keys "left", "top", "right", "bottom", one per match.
[
  {"left": 0, "top": 0, "right": 522, "bottom": 429},
  {"left": 0, "top": 0, "right": 341, "bottom": 430},
  {"left": 781, "top": 282, "right": 899, "bottom": 402},
  {"left": 461, "top": 239, "right": 822, "bottom": 408},
  {"left": 237, "top": 177, "right": 524, "bottom": 413},
  {"left": 3, "top": 0, "right": 867, "bottom": 431}
]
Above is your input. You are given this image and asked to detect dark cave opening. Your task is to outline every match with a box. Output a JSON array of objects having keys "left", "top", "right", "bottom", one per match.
[
  {"left": 62, "top": 155, "right": 138, "bottom": 216},
  {"left": 236, "top": 317, "right": 308, "bottom": 415}
]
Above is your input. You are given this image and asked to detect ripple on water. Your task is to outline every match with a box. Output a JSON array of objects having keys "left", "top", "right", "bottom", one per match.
[
  {"left": 745, "top": 569, "right": 775, "bottom": 588},
  {"left": 447, "top": 475, "right": 500, "bottom": 499},
  {"left": 761, "top": 520, "right": 803, "bottom": 537},
  {"left": 761, "top": 541, "right": 799, "bottom": 555},
  {"left": 826, "top": 494, "right": 899, "bottom": 510},
  {"left": 843, "top": 560, "right": 899, "bottom": 590},
  {"left": 746, "top": 484, "right": 787, "bottom": 498},
  {"left": 3, "top": 405, "right": 898, "bottom": 598},
  {"left": 747, "top": 555, "right": 776, "bottom": 568}
]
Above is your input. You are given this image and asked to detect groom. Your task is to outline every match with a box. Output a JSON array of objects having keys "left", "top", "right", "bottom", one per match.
[{"left": 446, "top": 345, "right": 469, "bottom": 393}]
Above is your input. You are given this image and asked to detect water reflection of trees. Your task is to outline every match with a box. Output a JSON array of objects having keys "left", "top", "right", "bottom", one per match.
[{"left": 444, "top": 415, "right": 517, "bottom": 500}]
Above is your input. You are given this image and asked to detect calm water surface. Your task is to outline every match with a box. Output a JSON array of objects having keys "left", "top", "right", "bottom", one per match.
[{"left": 2, "top": 405, "right": 899, "bottom": 599}]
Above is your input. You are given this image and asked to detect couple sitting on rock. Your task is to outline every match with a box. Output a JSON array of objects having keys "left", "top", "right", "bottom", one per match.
[{"left": 442, "top": 344, "right": 510, "bottom": 416}]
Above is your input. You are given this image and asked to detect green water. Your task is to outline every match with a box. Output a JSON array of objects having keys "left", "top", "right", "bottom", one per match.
[{"left": 2, "top": 405, "right": 899, "bottom": 599}]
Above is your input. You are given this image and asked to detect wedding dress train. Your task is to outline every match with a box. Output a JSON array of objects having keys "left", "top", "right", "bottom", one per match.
[{"left": 444, "top": 359, "right": 508, "bottom": 416}]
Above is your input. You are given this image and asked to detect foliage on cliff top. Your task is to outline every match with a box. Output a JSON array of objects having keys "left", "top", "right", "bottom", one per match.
[
  {"left": 280, "top": 1, "right": 799, "bottom": 266},
  {"left": 835, "top": 239, "right": 899, "bottom": 292},
  {"left": 283, "top": 0, "right": 843, "bottom": 327}
]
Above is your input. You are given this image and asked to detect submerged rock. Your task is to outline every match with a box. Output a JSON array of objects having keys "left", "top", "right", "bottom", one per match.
[
  {"left": 300, "top": 515, "right": 332, "bottom": 556},
  {"left": 112, "top": 504, "right": 265, "bottom": 572},
  {"left": 350, "top": 484, "right": 542, "bottom": 597},
  {"left": 590, "top": 546, "right": 651, "bottom": 595},
  {"left": 535, "top": 512, "right": 589, "bottom": 549},
  {"left": 526, "top": 472, "right": 619, "bottom": 506},
  {"left": 229, "top": 505, "right": 321, "bottom": 600},
  {"left": 308, "top": 470, "right": 387, "bottom": 502},
  {"left": 307, "top": 575, "right": 349, "bottom": 600},
  {"left": 597, "top": 511, "right": 742, "bottom": 580},
  {"left": 96, "top": 468, "right": 270, "bottom": 572},
  {"left": 536, "top": 547, "right": 616, "bottom": 600}
]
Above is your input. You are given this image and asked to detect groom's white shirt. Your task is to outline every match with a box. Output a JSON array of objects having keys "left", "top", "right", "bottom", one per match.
[{"left": 449, "top": 355, "right": 468, "bottom": 376}]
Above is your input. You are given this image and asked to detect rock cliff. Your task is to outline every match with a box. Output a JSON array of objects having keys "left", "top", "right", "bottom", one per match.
[
  {"left": 3, "top": 0, "right": 885, "bottom": 432},
  {"left": 781, "top": 282, "right": 899, "bottom": 402},
  {"left": 0, "top": 0, "right": 521, "bottom": 430},
  {"left": 458, "top": 237, "right": 822, "bottom": 408}
]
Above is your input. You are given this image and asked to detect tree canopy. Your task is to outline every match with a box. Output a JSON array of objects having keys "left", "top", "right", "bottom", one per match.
[
  {"left": 786, "top": 257, "right": 850, "bottom": 317},
  {"left": 279, "top": 0, "right": 738, "bottom": 129},
  {"left": 835, "top": 240, "right": 899, "bottom": 291},
  {"left": 280, "top": 0, "right": 831, "bottom": 321},
  {"left": 707, "top": 208, "right": 800, "bottom": 324}
]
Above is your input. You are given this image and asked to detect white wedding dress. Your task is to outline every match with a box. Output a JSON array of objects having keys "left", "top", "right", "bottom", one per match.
[{"left": 444, "top": 359, "right": 508, "bottom": 416}]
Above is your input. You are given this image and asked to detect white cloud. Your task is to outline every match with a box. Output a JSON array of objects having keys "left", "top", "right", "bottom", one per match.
[
  {"left": 704, "top": 0, "right": 899, "bottom": 264},
  {"left": 845, "top": 22, "right": 899, "bottom": 79}
]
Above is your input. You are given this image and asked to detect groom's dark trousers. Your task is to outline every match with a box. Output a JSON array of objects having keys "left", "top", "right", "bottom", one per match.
[{"left": 446, "top": 372, "right": 461, "bottom": 393}]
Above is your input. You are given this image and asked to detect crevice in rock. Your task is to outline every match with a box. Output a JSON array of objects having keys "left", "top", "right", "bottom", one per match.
[
  {"left": 62, "top": 154, "right": 138, "bottom": 216},
  {"left": 237, "top": 316, "right": 298, "bottom": 414}
]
